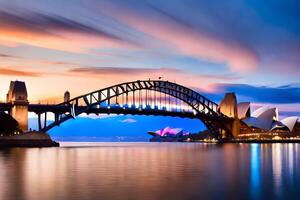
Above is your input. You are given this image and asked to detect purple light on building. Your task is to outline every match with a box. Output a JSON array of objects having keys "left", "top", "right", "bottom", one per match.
[{"left": 155, "top": 127, "right": 189, "bottom": 137}]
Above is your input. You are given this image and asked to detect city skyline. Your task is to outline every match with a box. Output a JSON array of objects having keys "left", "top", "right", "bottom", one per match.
[{"left": 0, "top": 0, "right": 299, "bottom": 118}]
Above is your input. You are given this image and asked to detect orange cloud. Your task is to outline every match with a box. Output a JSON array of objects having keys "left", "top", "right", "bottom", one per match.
[
  {"left": 0, "top": 11, "right": 137, "bottom": 53},
  {"left": 0, "top": 28, "right": 132, "bottom": 54},
  {"left": 0, "top": 67, "right": 40, "bottom": 77}
]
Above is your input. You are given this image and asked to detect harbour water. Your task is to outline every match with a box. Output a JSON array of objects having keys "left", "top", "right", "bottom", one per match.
[{"left": 0, "top": 142, "right": 300, "bottom": 200}]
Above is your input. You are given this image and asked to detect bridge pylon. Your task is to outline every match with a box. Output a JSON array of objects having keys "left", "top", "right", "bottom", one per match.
[{"left": 7, "top": 81, "right": 29, "bottom": 132}]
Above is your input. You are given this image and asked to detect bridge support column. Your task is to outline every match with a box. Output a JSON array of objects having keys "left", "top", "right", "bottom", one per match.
[
  {"left": 54, "top": 113, "right": 59, "bottom": 123},
  {"left": 7, "top": 81, "right": 29, "bottom": 132},
  {"left": 38, "top": 113, "right": 42, "bottom": 131},
  {"left": 44, "top": 113, "right": 47, "bottom": 129}
]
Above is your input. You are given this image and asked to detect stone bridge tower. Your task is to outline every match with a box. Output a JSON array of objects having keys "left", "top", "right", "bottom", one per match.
[{"left": 7, "top": 81, "right": 29, "bottom": 132}]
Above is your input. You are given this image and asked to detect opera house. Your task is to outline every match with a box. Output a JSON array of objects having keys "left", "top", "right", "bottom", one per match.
[
  {"left": 148, "top": 127, "right": 190, "bottom": 142},
  {"left": 219, "top": 93, "right": 300, "bottom": 139},
  {"left": 238, "top": 103, "right": 298, "bottom": 132},
  {"left": 151, "top": 127, "right": 190, "bottom": 137}
]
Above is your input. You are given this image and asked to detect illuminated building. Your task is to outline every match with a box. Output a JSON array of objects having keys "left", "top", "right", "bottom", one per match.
[{"left": 218, "top": 93, "right": 299, "bottom": 140}]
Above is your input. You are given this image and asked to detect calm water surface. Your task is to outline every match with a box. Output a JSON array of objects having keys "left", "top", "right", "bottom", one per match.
[{"left": 0, "top": 142, "right": 300, "bottom": 200}]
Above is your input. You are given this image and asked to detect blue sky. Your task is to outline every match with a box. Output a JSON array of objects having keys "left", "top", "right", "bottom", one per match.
[{"left": 31, "top": 115, "right": 205, "bottom": 141}]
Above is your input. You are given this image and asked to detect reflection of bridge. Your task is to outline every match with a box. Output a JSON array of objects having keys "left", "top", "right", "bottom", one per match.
[{"left": 0, "top": 80, "right": 237, "bottom": 139}]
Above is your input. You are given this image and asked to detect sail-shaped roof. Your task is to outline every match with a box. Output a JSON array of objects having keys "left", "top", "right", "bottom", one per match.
[
  {"left": 251, "top": 106, "right": 270, "bottom": 118},
  {"left": 237, "top": 102, "right": 250, "bottom": 119},
  {"left": 281, "top": 116, "right": 298, "bottom": 132},
  {"left": 243, "top": 108, "right": 277, "bottom": 130}
]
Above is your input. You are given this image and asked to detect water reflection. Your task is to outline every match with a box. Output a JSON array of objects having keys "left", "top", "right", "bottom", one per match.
[
  {"left": 272, "top": 143, "right": 282, "bottom": 197},
  {"left": 0, "top": 143, "right": 300, "bottom": 200},
  {"left": 250, "top": 144, "right": 261, "bottom": 199},
  {"left": 288, "top": 144, "right": 294, "bottom": 180}
]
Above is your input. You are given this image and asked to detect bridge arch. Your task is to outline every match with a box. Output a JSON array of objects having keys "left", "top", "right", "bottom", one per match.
[{"left": 41, "top": 80, "right": 230, "bottom": 138}]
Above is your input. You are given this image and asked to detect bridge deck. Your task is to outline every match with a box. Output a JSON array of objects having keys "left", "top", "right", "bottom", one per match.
[
  {"left": 0, "top": 103, "right": 229, "bottom": 121},
  {"left": 28, "top": 104, "right": 205, "bottom": 119}
]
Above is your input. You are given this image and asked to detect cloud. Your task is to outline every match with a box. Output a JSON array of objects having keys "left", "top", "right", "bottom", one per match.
[
  {"left": 69, "top": 66, "right": 180, "bottom": 75},
  {"left": 261, "top": 44, "right": 300, "bottom": 76},
  {"left": 0, "top": 10, "right": 136, "bottom": 52},
  {"left": 68, "top": 66, "right": 240, "bottom": 93},
  {"left": 210, "top": 83, "right": 300, "bottom": 104},
  {"left": 280, "top": 111, "right": 300, "bottom": 119},
  {"left": 93, "top": 0, "right": 300, "bottom": 76},
  {"left": 121, "top": 118, "right": 137, "bottom": 123},
  {"left": 99, "top": 2, "right": 259, "bottom": 73},
  {"left": 0, "top": 53, "right": 17, "bottom": 58},
  {"left": 80, "top": 113, "right": 118, "bottom": 119},
  {"left": 0, "top": 11, "right": 125, "bottom": 41},
  {"left": 0, "top": 67, "right": 40, "bottom": 77},
  {"left": 69, "top": 66, "right": 239, "bottom": 81}
]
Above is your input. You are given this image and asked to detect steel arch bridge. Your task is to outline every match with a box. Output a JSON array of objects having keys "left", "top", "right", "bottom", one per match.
[{"left": 36, "top": 80, "right": 232, "bottom": 138}]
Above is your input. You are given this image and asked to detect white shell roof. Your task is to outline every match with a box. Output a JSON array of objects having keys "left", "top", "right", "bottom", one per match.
[
  {"left": 237, "top": 102, "right": 250, "bottom": 119},
  {"left": 258, "top": 108, "right": 277, "bottom": 121},
  {"left": 275, "top": 108, "right": 279, "bottom": 121},
  {"left": 281, "top": 116, "right": 298, "bottom": 132},
  {"left": 243, "top": 108, "right": 277, "bottom": 130},
  {"left": 251, "top": 106, "right": 270, "bottom": 118},
  {"left": 243, "top": 117, "right": 273, "bottom": 130}
]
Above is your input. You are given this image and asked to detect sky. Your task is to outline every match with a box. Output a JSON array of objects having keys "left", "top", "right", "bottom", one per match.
[
  {"left": 27, "top": 115, "right": 205, "bottom": 141},
  {"left": 0, "top": 0, "right": 299, "bottom": 132}
]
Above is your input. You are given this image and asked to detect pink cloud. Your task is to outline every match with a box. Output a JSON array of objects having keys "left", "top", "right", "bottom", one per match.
[
  {"left": 100, "top": 5, "right": 259, "bottom": 73},
  {"left": 0, "top": 11, "right": 137, "bottom": 53},
  {"left": 0, "top": 28, "right": 134, "bottom": 54}
]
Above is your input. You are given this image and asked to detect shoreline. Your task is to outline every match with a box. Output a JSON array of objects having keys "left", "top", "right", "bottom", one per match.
[
  {"left": 193, "top": 139, "right": 300, "bottom": 144},
  {"left": 0, "top": 139, "right": 59, "bottom": 147},
  {"left": 219, "top": 139, "right": 300, "bottom": 144},
  {"left": 0, "top": 132, "right": 59, "bottom": 148}
]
